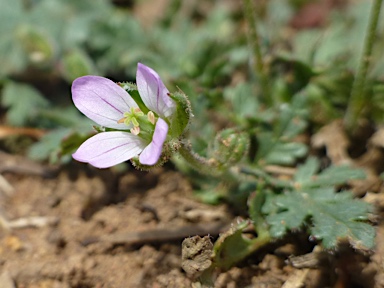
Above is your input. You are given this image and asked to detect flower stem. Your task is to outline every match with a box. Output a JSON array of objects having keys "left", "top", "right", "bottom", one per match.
[
  {"left": 178, "top": 141, "right": 222, "bottom": 177},
  {"left": 344, "top": 0, "right": 383, "bottom": 130},
  {"left": 242, "top": 0, "right": 271, "bottom": 105}
]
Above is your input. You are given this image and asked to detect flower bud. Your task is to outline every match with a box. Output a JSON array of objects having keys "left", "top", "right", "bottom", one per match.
[
  {"left": 168, "top": 91, "right": 192, "bottom": 138},
  {"left": 209, "top": 129, "right": 249, "bottom": 168}
]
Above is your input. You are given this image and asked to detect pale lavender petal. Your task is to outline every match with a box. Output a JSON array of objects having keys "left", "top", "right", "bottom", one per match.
[
  {"left": 139, "top": 118, "right": 168, "bottom": 165},
  {"left": 73, "top": 131, "right": 146, "bottom": 168},
  {"left": 72, "top": 76, "right": 138, "bottom": 129},
  {"left": 136, "top": 63, "right": 175, "bottom": 118}
]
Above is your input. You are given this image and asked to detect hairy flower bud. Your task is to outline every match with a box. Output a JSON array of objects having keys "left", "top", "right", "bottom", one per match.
[{"left": 209, "top": 129, "right": 249, "bottom": 168}]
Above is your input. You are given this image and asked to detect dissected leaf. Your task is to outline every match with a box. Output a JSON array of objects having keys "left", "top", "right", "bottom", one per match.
[
  {"left": 293, "top": 157, "right": 319, "bottom": 183},
  {"left": 263, "top": 158, "right": 373, "bottom": 250},
  {"left": 294, "top": 157, "right": 366, "bottom": 188},
  {"left": 310, "top": 165, "right": 366, "bottom": 187}
]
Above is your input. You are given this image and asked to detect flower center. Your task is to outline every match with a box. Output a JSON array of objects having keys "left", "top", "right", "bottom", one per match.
[
  {"left": 118, "top": 107, "right": 144, "bottom": 127},
  {"left": 118, "top": 108, "right": 157, "bottom": 140}
]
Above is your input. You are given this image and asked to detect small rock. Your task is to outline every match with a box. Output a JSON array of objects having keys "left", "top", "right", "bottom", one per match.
[{"left": 0, "top": 271, "right": 15, "bottom": 288}]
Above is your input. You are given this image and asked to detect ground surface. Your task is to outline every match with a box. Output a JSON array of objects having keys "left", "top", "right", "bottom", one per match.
[{"left": 0, "top": 150, "right": 383, "bottom": 288}]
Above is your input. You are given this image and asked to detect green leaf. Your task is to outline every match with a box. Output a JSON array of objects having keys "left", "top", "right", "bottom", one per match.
[
  {"left": 310, "top": 165, "right": 366, "bottom": 187},
  {"left": 0, "top": 0, "right": 27, "bottom": 76},
  {"left": 223, "top": 82, "right": 259, "bottom": 119},
  {"left": 248, "top": 188, "right": 269, "bottom": 237},
  {"left": 295, "top": 158, "right": 366, "bottom": 188},
  {"left": 311, "top": 198, "right": 375, "bottom": 249},
  {"left": 294, "top": 157, "right": 319, "bottom": 183},
  {"left": 271, "top": 55, "right": 317, "bottom": 98},
  {"left": 212, "top": 221, "right": 253, "bottom": 270},
  {"left": 28, "top": 128, "right": 71, "bottom": 163},
  {"left": 1, "top": 82, "right": 49, "bottom": 126},
  {"left": 257, "top": 133, "right": 308, "bottom": 165},
  {"left": 61, "top": 49, "right": 96, "bottom": 82},
  {"left": 263, "top": 186, "right": 374, "bottom": 250},
  {"left": 262, "top": 158, "right": 373, "bottom": 249}
]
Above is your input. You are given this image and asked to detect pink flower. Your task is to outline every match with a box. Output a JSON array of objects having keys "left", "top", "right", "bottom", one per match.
[{"left": 71, "top": 63, "right": 175, "bottom": 168}]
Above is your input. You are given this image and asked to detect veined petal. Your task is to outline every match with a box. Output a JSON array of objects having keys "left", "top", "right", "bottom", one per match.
[
  {"left": 73, "top": 131, "right": 146, "bottom": 168},
  {"left": 72, "top": 76, "right": 138, "bottom": 129},
  {"left": 139, "top": 118, "right": 168, "bottom": 165},
  {"left": 136, "top": 63, "right": 175, "bottom": 118}
]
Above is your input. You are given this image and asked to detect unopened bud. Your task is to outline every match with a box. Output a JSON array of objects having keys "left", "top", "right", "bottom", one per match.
[{"left": 209, "top": 129, "right": 249, "bottom": 167}]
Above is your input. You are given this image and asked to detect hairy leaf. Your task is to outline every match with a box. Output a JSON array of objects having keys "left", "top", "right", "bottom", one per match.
[{"left": 263, "top": 158, "right": 374, "bottom": 250}]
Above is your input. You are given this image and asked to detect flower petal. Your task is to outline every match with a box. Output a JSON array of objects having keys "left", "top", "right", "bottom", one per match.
[
  {"left": 73, "top": 131, "right": 146, "bottom": 168},
  {"left": 139, "top": 118, "right": 168, "bottom": 165},
  {"left": 136, "top": 63, "right": 175, "bottom": 118},
  {"left": 72, "top": 76, "right": 138, "bottom": 129}
]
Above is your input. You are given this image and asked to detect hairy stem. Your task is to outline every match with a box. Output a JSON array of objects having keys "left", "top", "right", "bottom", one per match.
[
  {"left": 178, "top": 141, "right": 222, "bottom": 176},
  {"left": 344, "top": 0, "right": 383, "bottom": 129},
  {"left": 242, "top": 0, "right": 271, "bottom": 104}
]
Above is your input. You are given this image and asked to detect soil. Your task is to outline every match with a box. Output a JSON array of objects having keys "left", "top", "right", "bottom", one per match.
[{"left": 0, "top": 150, "right": 383, "bottom": 288}]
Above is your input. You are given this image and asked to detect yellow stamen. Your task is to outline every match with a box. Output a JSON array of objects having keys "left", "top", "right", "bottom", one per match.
[{"left": 117, "top": 117, "right": 126, "bottom": 124}]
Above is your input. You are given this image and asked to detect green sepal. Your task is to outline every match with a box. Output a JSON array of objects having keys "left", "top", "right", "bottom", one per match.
[
  {"left": 130, "top": 140, "right": 181, "bottom": 171},
  {"left": 168, "top": 91, "right": 192, "bottom": 138}
]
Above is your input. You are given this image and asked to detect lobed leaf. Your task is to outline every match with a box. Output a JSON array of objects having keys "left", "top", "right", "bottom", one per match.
[{"left": 263, "top": 186, "right": 374, "bottom": 250}]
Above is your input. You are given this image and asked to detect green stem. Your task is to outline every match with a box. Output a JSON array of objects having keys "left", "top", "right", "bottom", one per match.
[
  {"left": 344, "top": 0, "right": 383, "bottom": 130},
  {"left": 240, "top": 166, "right": 292, "bottom": 188},
  {"left": 178, "top": 141, "right": 222, "bottom": 177},
  {"left": 198, "top": 226, "right": 271, "bottom": 285},
  {"left": 214, "top": 232, "right": 271, "bottom": 271},
  {"left": 242, "top": 0, "right": 271, "bottom": 105}
]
